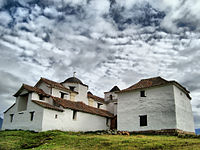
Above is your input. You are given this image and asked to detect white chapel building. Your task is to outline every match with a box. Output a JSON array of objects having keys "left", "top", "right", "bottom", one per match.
[{"left": 2, "top": 76, "right": 195, "bottom": 133}]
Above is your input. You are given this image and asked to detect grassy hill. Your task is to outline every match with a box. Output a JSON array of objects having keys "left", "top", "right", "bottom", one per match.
[{"left": 0, "top": 130, "right": 200, "bottom": 150}]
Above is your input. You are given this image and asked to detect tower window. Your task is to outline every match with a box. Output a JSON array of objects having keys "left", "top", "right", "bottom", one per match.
[
  {"left": 60, "top": 92, "right": 65, "bottom": 99},
  {"left": 69, "top": 86, "right": 75, "bottom": 91},
  {"left": 140, "top": 115, "right": 147, "bottom": 126},
  {"left": 109, "top": 95, "right": 113, "bottom": 100},
  {"left": 30, "top": 111, "right": 35, "bottom": 121},
  {"left": 97, "top": 103, "right": 103, "bottom": 109},
  {"left": 140, "top": 91, "right": 146, "bottom": 97},
  {"left": 10, "top": 114, "right": 14, "bottom": 123},
  {"left": 39, "top": 95, "right": 45, "bottom": 100},
  {"left": 73, "top": 110, "right": 77, "bottom": 120},
  {"left": 60, "top": 92, "right": 68, "bottom": 99},
  {"left": 55, "top": 114, "right": 58, "bottom": 119}
]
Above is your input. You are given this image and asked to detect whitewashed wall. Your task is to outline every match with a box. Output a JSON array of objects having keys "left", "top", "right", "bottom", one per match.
[
  {"left": 42, "top": 108, "right": 109, "bottom": 131},
  {"left": 173, "top": 85, "right": 195, "bottom": 132},
  {"left": 62, "top": 83, "right": 78, "bottom": 92},
  {"left": 104, "top": 92, "right": 118, "bottom": 115},
  {"left": 118, "top": 85, "right": 177, "bottom": 131},
  {"left": 63, "top": 82, "right": 88, "bottom": 104},
  {"left": 75, "top": 84, "right": 88, "bottom": 104},
  {"left": 36, "top": 82, "right": 50, "bottom": 94},
  {"left": 105, "top": 92, "right": 118, "bottom": 102},
  {"left": 51, "top": 88, "right": 70, "bottom": 99},
  {"left": 93, "top": 100, "right": 107, "bottom": 110},
  {"left": 2, "top": 93, "right": 44, "bottom": 132}
]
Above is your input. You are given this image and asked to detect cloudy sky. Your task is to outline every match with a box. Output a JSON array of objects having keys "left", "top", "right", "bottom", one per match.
[{"left": 0, "top": 0, "right": 200, "bottom": 128}]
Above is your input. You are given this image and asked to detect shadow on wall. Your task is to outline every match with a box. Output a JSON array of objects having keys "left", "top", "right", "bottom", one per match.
[{"left": 0, "top": 118, "right": 3, "bottom": 130}]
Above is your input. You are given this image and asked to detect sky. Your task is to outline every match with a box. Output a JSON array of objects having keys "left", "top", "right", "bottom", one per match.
[{"left": 0, "top": 0, "right": 200, "bottom": 128}]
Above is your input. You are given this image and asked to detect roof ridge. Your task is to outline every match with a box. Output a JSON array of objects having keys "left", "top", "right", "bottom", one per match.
[
  {"left": 140, "top": 76, "right": 167, "bottom": 81},
  {"left": 14, "top": 83, "right": 49, "bottom": 97},
  {"left": 37, "top": 77, "right": 77, "bottom": 93},
  {"left": 41, "top": 77, "right": 60, "bottom": 84}
]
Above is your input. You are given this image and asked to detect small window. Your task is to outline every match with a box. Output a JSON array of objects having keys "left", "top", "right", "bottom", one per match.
[
  {"left": 110, "top": 95, "right": 113, "bottom": 100},
  {"left": 60, "top": 92, "right": 68, "bottom": 99},
  {"left": 97, "top": 103, "right": 103, "bottom": 109},
  {"left": 73, "top": 110, "right": 77, "bottom": 120},
  {"left": 55, "top": 114, "right": 58, "bottom": 119},
  {"left": 140, "top": 115, "right": 147, "bottom": 126},
  {"left": 60, "top": 92, "right": 65, "bottom": 99},
  {"left": 30, "top": 111, "right": 35, "bottom": 121},
  {"left": 10, "top": 114, "right": 14, "bottom": 123},
  {"left": 69, "top": 86, "right": 75, "bottom": 91},
  {"left": 140, "top": 91, "right": 146, "bottom": 97},
  {"left": 39, "top": 95, "right": 45, "bottom": 100}
]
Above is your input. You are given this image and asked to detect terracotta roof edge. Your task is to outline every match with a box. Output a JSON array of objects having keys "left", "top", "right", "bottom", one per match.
[{"left": 32, "top": 100, "right": 64, "bottom": 112}]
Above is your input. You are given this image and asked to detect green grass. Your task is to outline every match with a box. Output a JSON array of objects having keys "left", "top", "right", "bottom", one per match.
[{"left": 0, "top": 130, "right": 200, "bottom": 150}]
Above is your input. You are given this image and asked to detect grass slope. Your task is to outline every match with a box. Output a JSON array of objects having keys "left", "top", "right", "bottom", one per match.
[{"left": 0, "top": 130, "right": 200, "bottom": 150}]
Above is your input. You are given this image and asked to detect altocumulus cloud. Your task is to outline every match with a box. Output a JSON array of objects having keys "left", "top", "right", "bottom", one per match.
[{"left": 0, "top": 0, "right": 200, "bottom": 128}]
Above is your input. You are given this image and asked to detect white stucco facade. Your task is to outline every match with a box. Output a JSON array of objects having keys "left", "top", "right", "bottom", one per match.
[
  {"left": 2, "top": 93, "right": 44, "bottom": 132},
  {"left": 118, "top": 85, "right": 177, "bottom": 131},
  {"left": 2, "top": 77, "right": 112, "bottom": 132},
  {"left": 173, "top": 85, "right": 195, "bottom": 132},
  {"left": 105, "top": 92, "right": 118, "bottom": 115},
  {"left": 118, "top": 84, "right": 195, "bottom": 133},
  {"left": 42, "top": 109, "right": 109, "bottom": 131},
  {"left": 2, "top": 76, "right": 195, "bottom": 133},
  {"left": 2, "top": 90, "right": 110, "bottom": 132}
]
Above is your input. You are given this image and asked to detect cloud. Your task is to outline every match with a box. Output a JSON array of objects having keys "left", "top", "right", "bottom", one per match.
[{"left": 0, "top": 11, "right": 12, "bottom": 27}]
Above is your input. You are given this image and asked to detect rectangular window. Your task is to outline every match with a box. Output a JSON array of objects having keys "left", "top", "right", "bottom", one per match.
[
  {"left": 10, "top": 114, "right": 14, "bottom": 123},
  {"left": 97, "top": 103, "right": 103, "bottom": 109},
  {"left": 69, "top": 86, "right": 75, "bottom": 91},
  {"left": 60, "top": 92, "right": 65, "bottom": 99},
  {"left": 39, "top": 95, "right": 45, "bottom": 100},
  {"left": 60, "top": 92, "right": 68, "bottom": 99},
  {"left": 140, "top": 91, "right": 146, "bottom": 97},
  {"left": 55, "top": 114, "right": 58, "bottom": 119},
  {"left": 30, "top": 111, "right": 35, "bottom": 121},
  {"left": 140, "top": 115, "right": 147, "bottom": 126},
  {"left": 110, "top": 95, "right": 113, "bottom": 100},
  {"left": 73, "top": 110, "right": 77, "bottom": 120}
]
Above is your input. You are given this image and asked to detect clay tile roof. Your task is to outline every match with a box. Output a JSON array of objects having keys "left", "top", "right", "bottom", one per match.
[
  {"left": 87, "top": 92, "right": 106, "bottom": 104},
  {"left": 14, "top": 84, "right": 50, "bottom": 97},
  {"left": 119, "top": 76, "right": 191, "bottom": 99},
  {"left": 52, "top": 96, "right": 113, "bottom": 118},
  {"left": 32, "top": 100, "right": 64, "bottom": 112},
  {"left": 36, "top": 78, "right": 77, "bottom": 93},
  {"left": 120, "top": 77, "right": 168, "bottom": 92},
  {"left": 87, "top": 91, "right": 93, "bottom": 95},
  {"left": 109, "top": 86, "right": 120, "bottom": 92}
]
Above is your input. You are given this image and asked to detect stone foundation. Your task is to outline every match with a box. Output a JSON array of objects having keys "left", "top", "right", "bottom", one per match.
[{"left": 129, "top": 129, "right": 195, "bottom": 136}]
